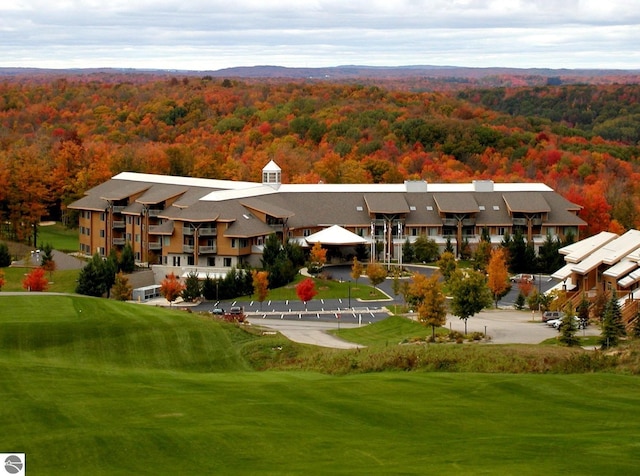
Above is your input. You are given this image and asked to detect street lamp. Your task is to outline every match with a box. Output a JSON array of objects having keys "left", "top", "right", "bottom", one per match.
[{"left": 348, "top": 281, "right": 351, "bottom": 309}]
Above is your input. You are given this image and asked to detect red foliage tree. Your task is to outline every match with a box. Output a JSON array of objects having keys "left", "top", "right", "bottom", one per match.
[
  {"left": 22, "top": 267, "right": 48, "bottom": 292},
  {"left": 296, "top": 277, "right": 317, "bottom": 309}
]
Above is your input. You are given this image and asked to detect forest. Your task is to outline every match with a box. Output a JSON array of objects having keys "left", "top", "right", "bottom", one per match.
[{"left": 0, "top": 71, "right": 639, "bottom": 243}]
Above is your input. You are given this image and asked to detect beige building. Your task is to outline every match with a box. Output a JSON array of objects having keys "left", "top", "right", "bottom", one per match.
[
  {"left": 69, "top": 160, "right": 585, "bottom": 281},
  {"left": 552, "top": 229, "right": 640, "bottom": 329}
]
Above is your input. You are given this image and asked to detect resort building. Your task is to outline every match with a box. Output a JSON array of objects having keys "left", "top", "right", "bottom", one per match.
[
  {"left": 552, "top": 229, "right": 640, "bottom": 330},
  {"left": 69, "top": 160, "right": 585, "bottom": 280}
]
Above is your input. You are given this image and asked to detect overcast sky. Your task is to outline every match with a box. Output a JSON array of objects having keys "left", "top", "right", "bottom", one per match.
[{"left": 2, "top": 0, "right": 639, "bottom": 71}]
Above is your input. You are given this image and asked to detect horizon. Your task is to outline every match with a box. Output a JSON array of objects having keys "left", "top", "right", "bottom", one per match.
[{"left": 2, "top": 1, "right": 639, "bottom": 71}]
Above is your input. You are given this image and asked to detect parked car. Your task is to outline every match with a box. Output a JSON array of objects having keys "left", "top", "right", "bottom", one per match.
[
  {"left": 542, "top": 311, "right": 564, "bottom": 322},
  {"left": 210, "top": 308, "right": 224, "bottom": 315},
  {"left": 510, "top": 274, "right": 534, "bottom": 283},
  {"left": 547, "top": 316, "right": 587, "bottom": 330}
]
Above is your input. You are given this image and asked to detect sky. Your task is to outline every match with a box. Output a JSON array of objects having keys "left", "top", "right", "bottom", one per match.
[{"left": 2, "top": 0, "right": 639, "bottom": 71}]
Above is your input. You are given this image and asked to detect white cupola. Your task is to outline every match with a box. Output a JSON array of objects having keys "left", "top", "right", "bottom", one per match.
[{"left": 262, "top": 160, "right": 282, "bottom": 189}]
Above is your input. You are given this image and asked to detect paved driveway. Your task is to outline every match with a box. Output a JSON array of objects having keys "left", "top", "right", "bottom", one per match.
[{"left": 248, "top": 308, "right": 601, "bottom": 348}]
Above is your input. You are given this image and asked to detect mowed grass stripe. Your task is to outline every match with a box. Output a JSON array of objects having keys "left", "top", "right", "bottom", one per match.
[
  {"left": 1, "top": 366, "right": 639, "bottom": 474},
  {"left": 1, "top": 295, "right": 639, "bottom": 474},
  {"left": 0, "top": 295, "right": 254, "bottom": 372}
]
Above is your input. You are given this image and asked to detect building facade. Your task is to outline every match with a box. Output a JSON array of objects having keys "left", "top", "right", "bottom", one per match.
[{"left": 69, "top": 161, "right": 585, "bottom": 280}]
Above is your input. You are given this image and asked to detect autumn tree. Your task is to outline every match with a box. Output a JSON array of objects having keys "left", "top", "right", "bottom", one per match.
[
  {"left": 22, "top": 267, "right": 48, "bottom": 292},
  {"left": 111, "top": 271, "right": 133, "bottom": 301},
  {"left": 160, "top": 272, "right": 185, "bottom": 306},
  {"left": 410, "top": 273, "right": 447, "bottom": 339},
  {"left": 351, "top": 257, "right": 363, "bottom": 286},
  {"left": 308, "top": 242, "right": 327, "bottom": 274},
  {"left": 449, "top": 270, "right": 492, "bottom": 335},
  {"left": 436, "top": 251, "right": 457, "bottom": 282},
  {"left": 487, "top": 248, "right": 510, "bottom": 308},
  {"left": 0, "top": 270, "right": 5, "bottom": 291},
  {"left": 366, "top": 262, "right": 387, "bottom": 290},
  {"left": 296, "top": 277, "right": 317, "bottom": 310},
  {"left": 252, "top": 270, "right": 269, "bottom": 310}
]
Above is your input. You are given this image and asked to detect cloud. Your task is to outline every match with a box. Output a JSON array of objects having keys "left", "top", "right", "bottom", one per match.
[{"left": 1, "top": 0, "right": 639, "bottom": 70}]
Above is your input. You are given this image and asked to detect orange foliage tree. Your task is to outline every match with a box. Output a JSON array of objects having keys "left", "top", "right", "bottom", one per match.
[
  {"left": 487, "top": 248, "right": 510, "bottom": 308},
  {"left": 251, "top": 270, "right": 269, "bottom": 310},
  {"left": 160, "top": 272, "right": 185, "bottom": 306}
]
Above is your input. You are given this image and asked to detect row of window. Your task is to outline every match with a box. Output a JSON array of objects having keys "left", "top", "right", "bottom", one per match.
[{"left": 163, "top": 256, "right": 233, "bottom": 267}]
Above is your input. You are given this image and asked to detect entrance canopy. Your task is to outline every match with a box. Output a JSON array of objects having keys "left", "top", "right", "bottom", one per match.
[{"left": 304, "top": 225, "right": 367, "bottom": 246}]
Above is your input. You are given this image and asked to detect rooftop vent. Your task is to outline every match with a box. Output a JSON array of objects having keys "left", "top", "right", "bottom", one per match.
[{"left": 473, "top": 180, "right": 494, "bottom": 192}]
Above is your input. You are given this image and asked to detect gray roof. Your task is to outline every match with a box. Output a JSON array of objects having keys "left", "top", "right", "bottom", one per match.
[
  {"left": 363, "top": 193, "right": 410, "bottom": 214},
  {"left": 68, "top": 174, "right": 586, "bottom": 231},
  {"left": 135, "top": 184, "right": 189, "bottom": 205},
  {"left": 433, "top": 193, "right": 479, "bottom": 214},
  {"left": 502, "top": 193, "right": 551, "bottom": 213}
]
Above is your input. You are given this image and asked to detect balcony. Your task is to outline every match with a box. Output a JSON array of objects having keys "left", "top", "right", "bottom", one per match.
[
  {"left": 199, "top": 245, "right": 217, "bottom": 254},
  {"left": 112, "top": 205, "right": 125, "bottom": 213},
  {"left": 462, "top": 218, "right": 476, "bottom": 227},
  {"left": 112, "top": 220, "right": 125, "bottom": 229},
  {"left": 183, "top": 227, "right": 194, "bottom": 236},
  {"left": 112, "top": 238, "right": 125, "bottom": 246},
  {"left": 183, "top": 245, "right": 194, "bottom": 253},
  {"left": 199, "top": 226, "right": 217, "bottom": 236},
  {"left": 147, "top": 209, "right": 162, "bottom": 217},
  {"left": 149, "top": 240, "right": 162, "bottom": 250},
  {"left": 442, "top": 218, "right": 457, "bottom": 227},
  {"left": 268, "top": 223, "right": 284, "bottom": 232},
  {"left": 512, "top": 218, "right": 527, "bottom": 226}
]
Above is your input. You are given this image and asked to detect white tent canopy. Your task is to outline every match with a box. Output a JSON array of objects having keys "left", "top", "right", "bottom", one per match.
[{"left": 304, "top": 225, "right": 368, "bottom": 246}]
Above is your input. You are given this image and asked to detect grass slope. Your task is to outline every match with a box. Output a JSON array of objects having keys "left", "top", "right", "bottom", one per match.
[
  {"left": 37, "top": 222, "right": 79, "bottom": 252},
  {"left": 1, "top": 296, "right": 639, "bottom": 474}
]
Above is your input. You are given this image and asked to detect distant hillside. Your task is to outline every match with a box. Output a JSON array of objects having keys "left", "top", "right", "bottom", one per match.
[{"left": 1, "top": 65, "right": 639, "bottom": 88}]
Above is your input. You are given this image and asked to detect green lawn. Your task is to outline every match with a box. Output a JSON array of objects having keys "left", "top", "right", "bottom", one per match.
[
  {"left": 244, "top": 273, "right": 388, "bottom": 302},
  {"left": 0, "top": 267, "right": 80, "bottom": 293},
  {"left": 1, "top": 295, "right": 639, "bottom": 474},
  {"left": 37, "top": 222, "right": 79, "bottom": 252}
]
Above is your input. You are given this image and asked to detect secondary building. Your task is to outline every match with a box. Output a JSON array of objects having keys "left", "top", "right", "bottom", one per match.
[{"left": 69, "top": 160, "right": 585, "bottom": 280}]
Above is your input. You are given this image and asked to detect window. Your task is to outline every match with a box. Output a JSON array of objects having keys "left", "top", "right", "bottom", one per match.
[
  {"left": 356, "top": 206, "right": 364, "bottom": 211},
  {"left": 303, "top": 229, "right": 311, "bottom": 237},
  {"left": 478, "top": 205, "right": 485, "bottom": 211},
  {"left": 99, "top": 230, "right": 105, "bottom": 238},
  {"left": 135, "top": 234, "right": 140, "bottom": 243},
  {"left": 426, "top": 206, "right": 433, "bottom": 211},
  {"left": 224, "top": 258, "right": 232, "bottom": 267},
  {"left": 187, "top": 256, "right": 194, "bottom": 266},
  {"left": 163, "top": 236, "right": 170, "bottom": 246},
  {"left": 493, "top": 205, "right": 500, "bottom": 211},
  {"left": 208, "top": 257, "right": 216, "bottom": 266},
  {"left": 498, "top": 227, "right": 506, "bottom": 235},
  {"left": 172, "top": 256, "right": 180, "bottom": 266}
]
